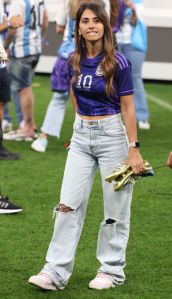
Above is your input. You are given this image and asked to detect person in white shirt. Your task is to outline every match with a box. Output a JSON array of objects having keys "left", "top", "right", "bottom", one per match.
[{"left": 3, "top": 0, "right": 48, "bottom": 141}]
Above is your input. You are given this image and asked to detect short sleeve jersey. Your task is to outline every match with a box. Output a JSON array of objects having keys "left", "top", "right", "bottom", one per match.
[
  {"left": 69, "top": 51, "right": 134, "bottom": 116},
  {"left": 8, "top": 0, "right": 46, "bottom": 58}
]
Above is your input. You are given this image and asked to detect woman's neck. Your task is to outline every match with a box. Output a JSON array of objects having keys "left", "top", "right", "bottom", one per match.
[{"left": 85, "top": 40, "right": 103, "bottom": 58}]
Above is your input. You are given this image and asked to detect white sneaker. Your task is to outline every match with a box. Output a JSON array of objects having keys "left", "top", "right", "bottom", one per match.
[
  {"left": 2, "top": 120, "right": 13, "bottom": 133},
  {"left": 89, "top": 273, "right": 115, "bottom": 290},
  {"left": 31, "top": 137, "right": 48, "bottom": 153},
  {"left": 138, "top": 121, "right": 150, "bottom": 130},
  {"left": 28, "top": 272, "right": 57, "bottom": 291}
]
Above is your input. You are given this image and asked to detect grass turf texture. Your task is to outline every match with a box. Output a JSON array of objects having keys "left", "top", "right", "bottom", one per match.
[{"left": 0, "top": 76, "right": 172, "bottom": 299}]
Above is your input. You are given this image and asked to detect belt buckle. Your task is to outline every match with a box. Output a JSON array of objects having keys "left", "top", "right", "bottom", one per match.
[{"left": 88, "top": 121, "right": 97, "bottom": 126}]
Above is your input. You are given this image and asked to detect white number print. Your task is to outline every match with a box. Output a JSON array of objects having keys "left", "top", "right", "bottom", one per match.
[
  {"left": 30, "top": 1, "right": 44, "bottom": 30},
  {"left": 77, "top": 74, "right": 83, "bottom": 88},
  {"left": 77, "top": 74, "right": 92, "bottom": 89},
  {"left": 83, "top": 75, "right": 92, "bottom": 89}
]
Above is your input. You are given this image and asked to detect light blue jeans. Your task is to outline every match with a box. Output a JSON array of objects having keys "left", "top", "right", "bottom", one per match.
[
  {"left": 118, "top": 44, "right": 149, "bottom": 122},
  {"left": 42, "top": 113, "right": 133, "bottom": 289},
  {"left": 41, "top": 91, "right": 69, "bottom": 138},
  {"left": 3, "top": 89, "right": 23, "bottom": 125}
]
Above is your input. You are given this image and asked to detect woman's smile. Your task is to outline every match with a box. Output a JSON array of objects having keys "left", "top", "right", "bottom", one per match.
[{"left": 79, "top": 9, "right": 104, "bottom": 42}]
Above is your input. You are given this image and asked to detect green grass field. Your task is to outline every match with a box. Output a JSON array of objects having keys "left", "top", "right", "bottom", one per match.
[{"left": 0, "top": 76, "right": 172, "bottom": 299}]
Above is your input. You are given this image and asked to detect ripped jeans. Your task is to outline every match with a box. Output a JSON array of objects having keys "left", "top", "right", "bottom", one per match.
[{"left": 42, "top": 113, "right": 133, "bottom": 289}]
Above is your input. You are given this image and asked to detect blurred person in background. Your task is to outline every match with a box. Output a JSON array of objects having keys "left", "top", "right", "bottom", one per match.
[
  {"left": 0, "top": 4, "right": 23, "bottom": 213},
  {"left": 1, "top": 0, "right": 23, "bottom": 133},
  {"left": 116, "top": 0, "right": 150, "bottom": 130},
  {"left": 3, "top": 0, "right": 48, "bottom": 141},
  {"left": 0, "top": 40, "right": 20, "bottom": 160},
  {"left": 0, "top": 1, "right": 23, "bottom": 160}
]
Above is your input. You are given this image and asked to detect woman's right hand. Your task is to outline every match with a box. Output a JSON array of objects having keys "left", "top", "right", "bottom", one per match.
[
  {"left": 124, "top": 0, "right": 138, "bottom": 26},
  {"left": 124, "top": 0, "right": 136, "bottom": 10},
  {"left": 56, "top": 25, "right": 65, "bottom": 35},
  {"left": 125, "top": 147, "right": 145, "bottom": 175}
]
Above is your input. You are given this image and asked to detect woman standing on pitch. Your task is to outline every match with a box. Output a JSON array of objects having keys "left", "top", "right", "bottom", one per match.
[{"left": 29, "top": 2, "right": 144, "bottom": 291}]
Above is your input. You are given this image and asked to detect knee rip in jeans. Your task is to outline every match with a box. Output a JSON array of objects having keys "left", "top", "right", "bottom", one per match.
[
  {"left": 106, "top": 218, "right": 116, "bottom": 224},
  {"left": 56, "top": 203, "right": 74, "bottom": 213}
]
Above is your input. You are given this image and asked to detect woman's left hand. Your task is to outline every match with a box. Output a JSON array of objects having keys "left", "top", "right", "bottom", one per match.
[
  {"left": 125, "top": 147, "right": 145, "bottom": 174},
  {"left": 124, "top": 0, "right": 136, "bottom": 11}
]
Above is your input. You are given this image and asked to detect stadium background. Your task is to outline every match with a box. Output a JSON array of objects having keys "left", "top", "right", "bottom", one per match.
[{"left": 36, "top": 0, "right": 172, "bottom": 81}]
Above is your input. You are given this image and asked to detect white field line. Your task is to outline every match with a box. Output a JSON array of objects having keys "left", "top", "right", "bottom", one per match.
[{"left": 146, "top": 93, "right": 172, "bottom": 111}]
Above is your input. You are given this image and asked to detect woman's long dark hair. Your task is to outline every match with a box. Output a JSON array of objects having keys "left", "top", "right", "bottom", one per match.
[{"left": 71, "top": 2, "right": 117, "bottom": 96}]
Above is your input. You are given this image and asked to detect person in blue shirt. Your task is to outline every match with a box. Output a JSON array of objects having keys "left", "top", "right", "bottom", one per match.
[
  {"left": 116, "top": 0, "right": 150, "bottom": 129},
  {"left": 29, "top": 2, "right": 144, "bottom": 291}
]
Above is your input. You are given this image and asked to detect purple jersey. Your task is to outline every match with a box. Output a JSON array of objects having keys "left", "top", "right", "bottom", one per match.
[{"left": 69, "top": 51, "right": 134, "bottom": 116}]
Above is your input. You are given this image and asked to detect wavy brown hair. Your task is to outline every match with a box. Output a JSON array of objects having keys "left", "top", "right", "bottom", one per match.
[
  {"left": 69, "top": 0, "right": 104, "bottom": 19},
  {"left": 71, "top": 2, "right": 117, "bottom": 96}
]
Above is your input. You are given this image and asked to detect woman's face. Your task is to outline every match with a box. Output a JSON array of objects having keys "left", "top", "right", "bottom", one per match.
[{"left": 78, "top": 9, "right": 104, "bottom": 43}]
